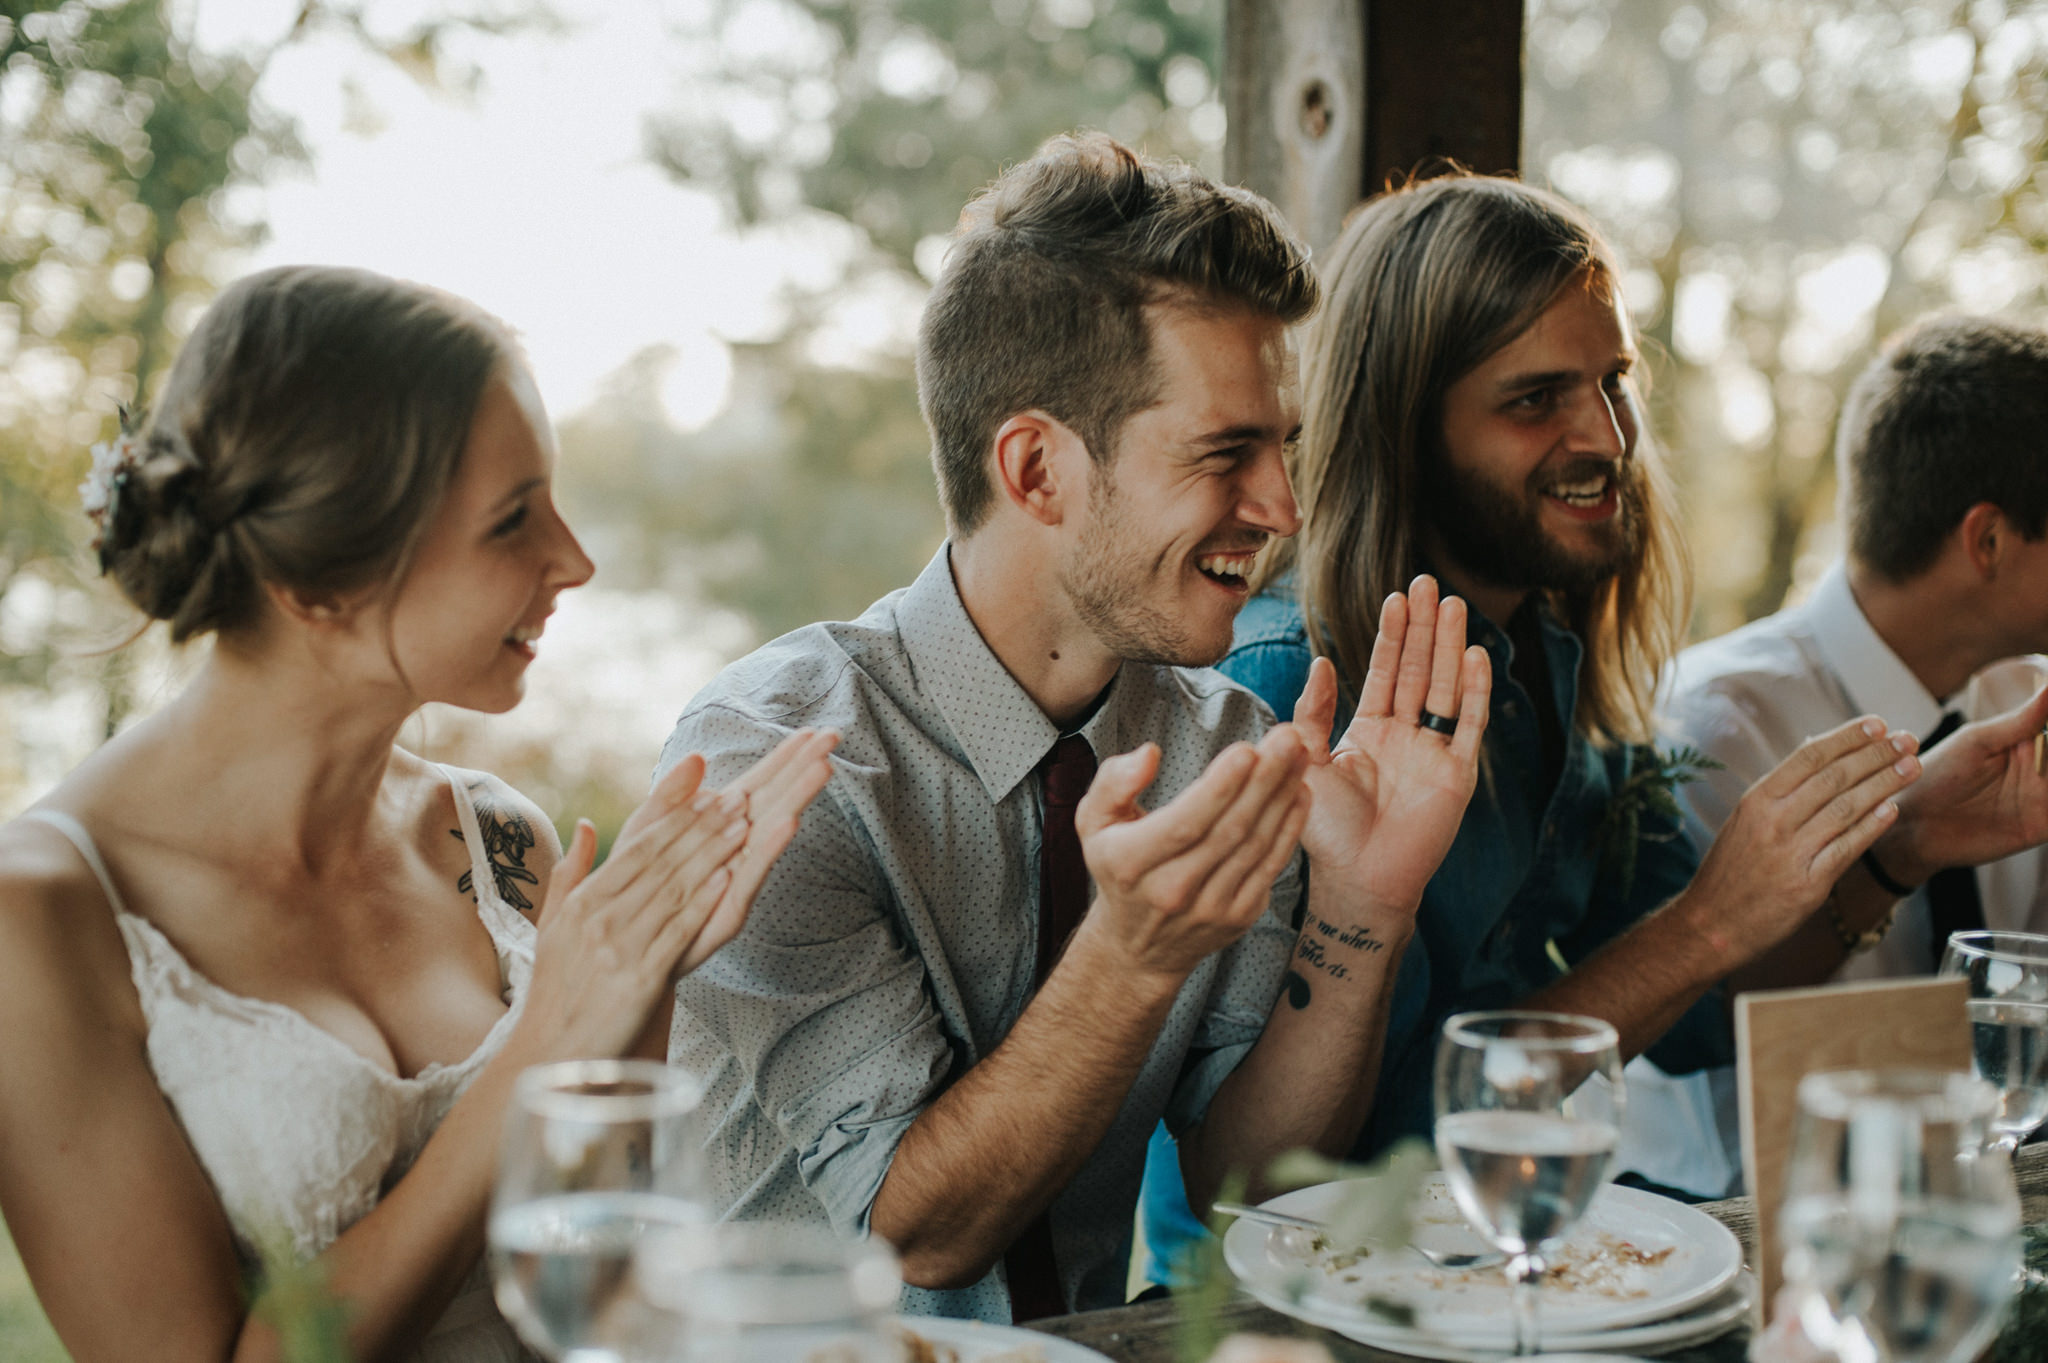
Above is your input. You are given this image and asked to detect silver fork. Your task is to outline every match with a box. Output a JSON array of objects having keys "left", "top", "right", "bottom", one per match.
[{"left": 1210, "top": 1200, "right": 1505, "bottom": 1270}]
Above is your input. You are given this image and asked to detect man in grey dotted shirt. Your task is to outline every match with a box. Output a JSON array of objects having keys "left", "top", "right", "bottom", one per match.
[{"left": 658, "top": 133, "right": 1492, "bottom": 1321}]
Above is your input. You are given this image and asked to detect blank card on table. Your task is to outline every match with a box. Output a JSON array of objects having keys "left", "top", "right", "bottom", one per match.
[{"left": 1734, "top": 974, "right": 1970, "bottom": 1318}]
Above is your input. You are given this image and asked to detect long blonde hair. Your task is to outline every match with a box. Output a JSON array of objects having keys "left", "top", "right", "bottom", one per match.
[{"left": 1263, "top": 173, "right": 1689, "bottom": 746}]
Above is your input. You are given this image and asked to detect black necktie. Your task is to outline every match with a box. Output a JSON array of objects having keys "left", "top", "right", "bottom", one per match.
[
  {"left": 1004, "top": 734, "right": 1097, "bottom": 1323},
  {"left": 1922, "top": 710, "right": 1987, "bottom": 966}
]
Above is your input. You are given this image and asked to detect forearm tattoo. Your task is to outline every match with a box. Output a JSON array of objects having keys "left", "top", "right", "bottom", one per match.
[
  {"left": 1283, "top": 912, "right": 1387, "bottom": 1008},
  {"left": 450, "top": 783, "right": 541, "bottom": 915}
]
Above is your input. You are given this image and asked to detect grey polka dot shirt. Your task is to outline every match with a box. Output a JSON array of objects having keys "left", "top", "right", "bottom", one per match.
[{"left": 659, "top": 546, "right": 1303, "bottom": 1321}]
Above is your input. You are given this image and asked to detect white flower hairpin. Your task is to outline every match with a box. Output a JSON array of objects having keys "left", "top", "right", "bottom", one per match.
[{"left": 80, "top": 408, "right": 144, "bottom": 559}]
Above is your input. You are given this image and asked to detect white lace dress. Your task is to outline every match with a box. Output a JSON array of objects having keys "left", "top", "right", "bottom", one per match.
[{"left": 25, "top": 766, "right": 538, "bottom": 1362}]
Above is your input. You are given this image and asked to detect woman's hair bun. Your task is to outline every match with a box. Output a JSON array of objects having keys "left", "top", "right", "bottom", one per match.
[
  {"left": 92, "top": 266, "right": 513, "bottom": 644},
  {"left": 98, "top": 427, "right": 249, "bottom": 640}
]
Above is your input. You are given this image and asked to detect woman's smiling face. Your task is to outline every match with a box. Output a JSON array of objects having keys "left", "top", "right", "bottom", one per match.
[{"left": 381, "top": 364, "right": 594, "bottom": 713}]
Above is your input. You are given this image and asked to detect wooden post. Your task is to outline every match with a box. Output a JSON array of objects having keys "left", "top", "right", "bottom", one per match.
[
  {"left": 1223, "top": 0, "right": 1522, "bottom": 249},
  {"left": 1360, "top": 0, "right": 1523, "bottom": 192},
  {"left": 1222, "top": 0, "right": 1365, "bottom": 254}
]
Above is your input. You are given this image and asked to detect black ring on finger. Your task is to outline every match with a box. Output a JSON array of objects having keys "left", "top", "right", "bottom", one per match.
[{"left": 1419, "top": 709, "right": 1458, "bottom": 736}]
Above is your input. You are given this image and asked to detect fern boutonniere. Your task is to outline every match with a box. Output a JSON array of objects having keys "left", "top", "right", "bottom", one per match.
[{"left": 1594, "top": 745, "right": 1722, "bottom": 895}]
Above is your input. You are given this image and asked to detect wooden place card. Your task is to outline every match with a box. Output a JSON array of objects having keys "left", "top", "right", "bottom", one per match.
[{"left": 1735, "top": 974, "right": 1970, "bottom": 1318}]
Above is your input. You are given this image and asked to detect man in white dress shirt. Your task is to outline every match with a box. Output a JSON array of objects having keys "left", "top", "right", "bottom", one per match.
[
  {"left": 1629, "top": 316, "right": 2048, "bottom": 1196},
  {"left": 1663, "top": 315, "right": 2048, "bottom": 984}
]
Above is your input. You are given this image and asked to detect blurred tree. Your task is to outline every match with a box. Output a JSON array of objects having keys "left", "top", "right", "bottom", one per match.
[
  {"left": 560, "top": 336, "right": 940, "bottom": 642},
  {"left": 631, "top": 0, "right": 2048, "bottom": 642},
  {"left": 1524, "top": 0, "right": 2048, "bottom": 632},
  {"left": 1, "top": 0, "right": 295, "bottom": 706},
  {"left": 595, "top": 0, "right": 1225, "bottom": 633},
  {"left": 648, "top": 0, "right": 1223, "bottom": 275},
  {"left": 0, "top": 0, "right": 551, "bottom": 735}
]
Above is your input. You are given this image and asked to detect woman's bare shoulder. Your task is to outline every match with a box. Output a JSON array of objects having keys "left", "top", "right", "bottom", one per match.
[
  {"left": 396, "top": 752, "right": 562, "bottom": 919},
  {"left": 0, "top": 813, "right": 147, "bottom": 1034}
]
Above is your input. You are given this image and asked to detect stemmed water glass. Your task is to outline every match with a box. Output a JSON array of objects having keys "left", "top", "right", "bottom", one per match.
[
  {"left": 1778, "top": 1069, "right": 2021, "bottom": 1363},
  {"left": 1939, "top": 930, "right": 2048, "bottom": 1155},
  {"left": 489, "top": 1059, "right": 710, "bottom": 1362},
  {"left": 1433, "top": 1010, "right": 1625, "bottom": 1356}
]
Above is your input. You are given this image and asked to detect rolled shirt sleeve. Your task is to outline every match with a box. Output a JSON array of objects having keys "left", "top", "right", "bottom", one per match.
[{"left": 668, "top": 716, "right": 955, "bottom": 1235}]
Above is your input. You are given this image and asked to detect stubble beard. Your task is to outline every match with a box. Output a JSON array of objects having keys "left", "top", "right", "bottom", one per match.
[
  {"left": 1062, "top": 468, "right": 1228, "bottom": 669},
  {"left": 1421, "top": 452, "right": 1645, "bottom": 602}
]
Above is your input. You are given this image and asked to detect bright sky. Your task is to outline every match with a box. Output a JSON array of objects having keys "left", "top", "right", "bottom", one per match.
[{"left": 190, "top": 0, "right": 786, "bottom": 429}]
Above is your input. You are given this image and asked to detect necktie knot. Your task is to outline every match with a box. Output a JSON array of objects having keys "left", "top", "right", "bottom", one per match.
[{"left": 1040, "top": 734, "right": 1097, "bottom": 807}]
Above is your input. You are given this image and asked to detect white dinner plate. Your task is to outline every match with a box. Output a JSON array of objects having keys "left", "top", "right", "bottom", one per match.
[
  {"left": 1222, "top": 1175, "right": 1743, "bottom": 1343},
  {"left": 902, "top": 1315, "right": 1116, "bottom": 1363},
  {"left": 1241, "top": 1271, "right": 1757, "bottom": 1360}
]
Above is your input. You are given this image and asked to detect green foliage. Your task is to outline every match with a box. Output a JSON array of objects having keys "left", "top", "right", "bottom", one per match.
[
  {"left": 560, "top": 339, "right": 945, "bottom": 639},
  {"left": 0, "top": 0, "right": 295, "bottom": 715},
  {"left": 0, "top": 1, "right": 554, "bottom": 797},
  {"left": 1173, "top": 1169, "right": 1243, "bottom": 1363},
  {"left": 1982, "top": 1223, "right": 2048, "bottom": 1363},
  {"left": 0, "top": 1214, "right": 66, "bottom": 1363},
  {"left": 616, "top": 0, "right": 1223, "bottom": 634},
  {"left": 1593, "top": 743, "right": 1722, "bottom": 896},
  {"left": 251, "top": 1235, "right": 353, "bottom": 1363},
  {"left": 1174, "top": 1139, "right": 1435, "bottom": 1362},
  {"left": 650, "top": 0, "right": 1222, "bottom": 274}
]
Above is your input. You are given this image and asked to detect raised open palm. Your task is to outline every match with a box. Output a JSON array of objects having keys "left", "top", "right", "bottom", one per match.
[{"left": 1285, "top": 576, "right": 1491, "bottom": 910}]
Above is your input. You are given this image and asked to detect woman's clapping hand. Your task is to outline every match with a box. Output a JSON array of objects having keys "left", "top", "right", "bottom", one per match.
[{"left": 515, "top": 728, "right": 838, "bottom": 1061}]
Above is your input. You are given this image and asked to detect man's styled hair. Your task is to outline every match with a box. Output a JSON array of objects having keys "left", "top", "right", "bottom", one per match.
[
  {"left": 916, "top": 132, "right": 1318, "bottom": 535},
  {"left": 1839, "top": 315, "right": 2048, "bottom": 582},
  {"left": 1262, "top": 172, "right": 1690, "bottom": 747}
]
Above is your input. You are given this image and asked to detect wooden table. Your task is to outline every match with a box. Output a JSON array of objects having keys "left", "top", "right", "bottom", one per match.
[{"left": 1027, "top": 1145, "right": 2048, "bottom": 1363}]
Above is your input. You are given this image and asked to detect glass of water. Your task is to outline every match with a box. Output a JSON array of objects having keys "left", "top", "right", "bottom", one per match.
[
  {"left": 489, "top": 1059, "right": 709, "bottom": 1362},
  {"left": 1433, "top": 1010, "right": 1624, "bottom": 1356},
  {"left": 1939, "top": 930, "right": 2048, "bottom": 1154},
  {"left": 1779, "top": 1069, "right": 2020, "bottom": 1363},
  {"left": 633, "top": 1221, "right": 903, "bottom": 1363}
]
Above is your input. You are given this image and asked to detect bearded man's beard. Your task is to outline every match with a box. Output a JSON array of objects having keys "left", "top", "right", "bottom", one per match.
[{"left": 1420, "top": 453, "right": 1646, "bottom": 600}]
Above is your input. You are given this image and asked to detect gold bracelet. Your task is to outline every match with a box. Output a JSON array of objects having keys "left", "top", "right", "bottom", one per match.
[{"left": 1826, "top": 889, "right": 1894, "bottom": 955}]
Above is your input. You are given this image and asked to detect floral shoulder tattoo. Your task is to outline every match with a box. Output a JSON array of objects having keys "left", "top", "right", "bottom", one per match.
[{"left": 451, "top": 780, "right": 541, "bottom": 915}]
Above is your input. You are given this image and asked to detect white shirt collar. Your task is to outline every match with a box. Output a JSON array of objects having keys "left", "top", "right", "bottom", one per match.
[{"left": 1802, "top": 560, "right": 1950, "bottom": 737}]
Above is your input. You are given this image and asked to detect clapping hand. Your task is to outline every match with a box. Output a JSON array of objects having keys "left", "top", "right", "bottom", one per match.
[
  {"left": 1284, "top": 575, "right": 1491, "bottom": 911},
  {"left": 1687, "top": 716, "right": 1917, "bottom": 957},
  {"left": 1077, "top": 726, "right": 1314, "bottom": 985},
  {"left": 519, "top": 728, "right": 838, "bottom": 1061},
  {"left": 1884, "top": 684, "right": 2048, "bottom": 882}
]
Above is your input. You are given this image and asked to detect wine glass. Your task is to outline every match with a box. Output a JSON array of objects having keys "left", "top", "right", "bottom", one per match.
[
  {"left": 1433, "top": 1010, "right": 1624, "bottom": 1356},
  {"left": 489, "top": 1059, "right": 710, "bottom": 1362},
  {"left": 1778, "top": 1069, "right": 2020, "bottom": 1363},
  {"left": 1939, "top": 930, "right": 2048, "bottom": 1154},
  {"left": 633, "top": 1221, "right": 903, "bottom": 1363}
]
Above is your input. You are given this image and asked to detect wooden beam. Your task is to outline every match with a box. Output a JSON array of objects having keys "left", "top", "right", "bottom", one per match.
[
  {"left": 1222, "top": 0, "right": 1366, "bottom": 255},
  {"left": 1223, "top": 0, "right": 1522, "bottom": 250},
  {"left": 1360, "top": 0, "right": 1523, "bottom": 191}
]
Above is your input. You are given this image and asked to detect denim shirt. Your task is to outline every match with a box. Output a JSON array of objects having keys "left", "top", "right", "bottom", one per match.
[{"left": 1138, "top": 580, "right": 1731, "bottom": 1282}]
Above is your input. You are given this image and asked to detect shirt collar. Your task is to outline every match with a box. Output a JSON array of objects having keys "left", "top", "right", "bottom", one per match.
[
  {"left": 897, "top": 543, "right": 1127, "bottom": 803},
  {"left": 1802, "top": 560, "right": 1948, "bottom": 734}
]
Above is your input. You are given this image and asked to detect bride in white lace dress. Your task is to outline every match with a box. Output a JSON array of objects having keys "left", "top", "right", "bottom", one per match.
[{"left": 0, "top": 267, "right": 836, "bottom": 1363}]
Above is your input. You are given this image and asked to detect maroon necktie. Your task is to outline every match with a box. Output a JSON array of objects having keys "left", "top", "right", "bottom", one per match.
[{"left": 1005, "top": 733, "right": 1098, "bottom": 1323}]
